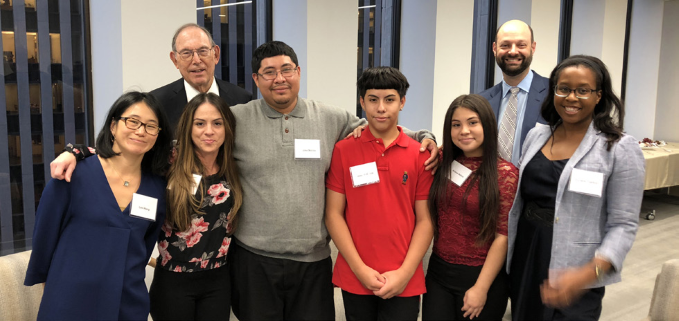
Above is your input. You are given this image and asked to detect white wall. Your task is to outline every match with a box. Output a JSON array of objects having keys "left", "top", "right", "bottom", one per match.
[
  {"left": 430, "top": 0, "right": 475, "bottom": 141},
  {"left": 90, "top": 0, "right": 195, "bottom": 132},
  {"left": 530, "top": 0, "right": 560, "bottom": 78},
  {"left": 571, "top": 0, "right": 627, "bottom": 96},
  {"left": 399, "top": 0, "right": 437, "bottom": 132},
  {"left": 654, "top": 1, "right": 679, "bottom": 142},
  {"left": 624, "top": 0, "right": 664, "bottom": 140},
  {"left": 306, "top": 1, "right": 356, "bottom": 114},
  {"left": 601, "top": 0, "right": 627, "bottom": 96},
  {"left": 120, "top": 1, "right": 195, "bottom": 93},
  {"left": 271, "top": 1, "right": 357, "bottom": 114}
]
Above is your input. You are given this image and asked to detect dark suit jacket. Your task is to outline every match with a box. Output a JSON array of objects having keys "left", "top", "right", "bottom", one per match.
[
  {"left": 479, "top": 70, "right": 549, "bottom": 153},
  {"left": 150, "top": 78, "right": 253, "bottom": 135}
]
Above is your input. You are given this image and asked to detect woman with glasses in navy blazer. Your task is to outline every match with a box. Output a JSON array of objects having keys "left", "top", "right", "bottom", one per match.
[{"left": 507, "top": 55, "right": 645, "bottom": 321}]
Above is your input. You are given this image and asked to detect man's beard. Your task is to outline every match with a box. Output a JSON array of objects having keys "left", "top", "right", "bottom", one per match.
[{"left": 496, "top": 51, "right": 533, "bottom": 77}]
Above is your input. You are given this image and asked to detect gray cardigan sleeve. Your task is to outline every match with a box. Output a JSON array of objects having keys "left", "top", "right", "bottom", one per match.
[{"left": 596, "top": 135, "right": 645, "bottom": 272}]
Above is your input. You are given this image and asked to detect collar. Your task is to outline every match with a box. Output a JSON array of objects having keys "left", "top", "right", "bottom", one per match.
[
  {"left": 184, "top": 77, "right": 220, "bottom": 102},
  {"left": 359, "top": 125, "right": 409, "bottom": 148},
  {"left": 502, "top": 70, "right": 534, "bottom": 97},
  {"left": 260, "top": 97, "right": 305, "bottom": 119}
]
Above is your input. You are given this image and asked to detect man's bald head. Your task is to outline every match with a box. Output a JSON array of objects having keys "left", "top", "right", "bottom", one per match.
[{"left": 496, "top": 20, "right": 534, "bottom": 43}]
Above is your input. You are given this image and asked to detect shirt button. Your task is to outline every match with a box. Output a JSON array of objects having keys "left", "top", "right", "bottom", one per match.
[
  {"left": 381, "top": 153, "right": 384, "bottom": 157},
  {"left": 555, "top": 217, "right": 559, "bottom": 223},
  {"left": 285, "top": 128, "right": 289, "bottom": 133},
  {"left": 285, "top": 116, "right": 289, "bottom": 120}
]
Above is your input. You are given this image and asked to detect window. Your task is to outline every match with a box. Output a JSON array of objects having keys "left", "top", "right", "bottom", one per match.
[
  {"left": 197, "top": 0, "right": 272, "bottom": 96},
  {"left": 0, "top": 0, "right": 91, "bottom": 256}
]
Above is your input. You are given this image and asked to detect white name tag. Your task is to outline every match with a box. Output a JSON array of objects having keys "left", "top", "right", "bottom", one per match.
[
  {"left": 449, "top": 160, "right": 472, "bottom": 186},
  {"left": 191, "top": 174, "right": 202, "bottom": 195},
  {"left": 130, "top": 193, "right": 158, "bottom": 221},
  {"left": 294, "top": 139, "right": 321, "bottom": 159},
  {"left": 350, "top": 162, "right": 380, "bottom": 188},
  {"left": 568, "top": 168, "right": 604, "bottom": 197}
]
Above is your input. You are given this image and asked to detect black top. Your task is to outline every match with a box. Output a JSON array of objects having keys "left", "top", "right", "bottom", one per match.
[{"left": 521, "top": 150, "right": 569, "bottom": 209}]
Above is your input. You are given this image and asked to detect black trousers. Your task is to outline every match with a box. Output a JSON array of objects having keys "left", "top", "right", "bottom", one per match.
[
  {"left": 149, "top": 265, "right": 231, "bottom": 321},
  {"left": 229, "top": 241, "right": 335, "bottom": 321},
  {"left": 342, "top": 290, "right": 420, "bottom": 321},
  {"left": 422, "top": 253, "right": 509, "bottom": 321}
]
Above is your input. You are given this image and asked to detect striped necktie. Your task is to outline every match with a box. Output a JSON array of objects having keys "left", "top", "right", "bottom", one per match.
[{"left": 498, "top": 87, "right": 520, "bottom": 162}]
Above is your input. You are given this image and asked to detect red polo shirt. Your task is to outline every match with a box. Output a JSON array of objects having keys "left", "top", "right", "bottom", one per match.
[{"left": 326, "top": 126, "right": 433, "bottom": 297}]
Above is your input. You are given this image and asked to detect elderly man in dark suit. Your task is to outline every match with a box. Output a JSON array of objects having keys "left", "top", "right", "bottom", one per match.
[
  {"left": 480, "top": 19, "right": 549, "bottom": 166},
  {"left": 152, "top": 23, "right": 252, "bottom": 134}
]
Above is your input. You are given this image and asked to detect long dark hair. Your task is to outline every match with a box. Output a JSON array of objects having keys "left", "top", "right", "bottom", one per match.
[
  {"left": 541, "top": 55, "right": 624, "bottom": 151},
  {"left": 95, "top": 91, "right": 172, "bottom": 176},
  {"left": 166, "top": 93, "right": 242, "bottom": 233},
  {"left": 428, "top": 94, "right": 500, "bottom": 245}
]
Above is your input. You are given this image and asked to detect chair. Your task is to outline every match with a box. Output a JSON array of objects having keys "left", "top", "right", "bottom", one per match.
[
  {"left": 0, "top": 251, "right": 43, "bottom": 320},
  {"left": 643, "top": 259, "right": 679, "bottom": 321}
]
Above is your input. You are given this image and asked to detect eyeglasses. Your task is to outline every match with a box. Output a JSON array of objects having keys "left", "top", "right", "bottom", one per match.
[
  {"left": 257, "top": 67, "right": 297, "bottom": 81},
  {"left": 554, "top": 85, "right": 599, "bottom": 99},
  {"left": 175, "top": 47, "right": 213, "bottom": 60},
  {"left": 119, "top": 117, "right": 161, "bottom": 135}
]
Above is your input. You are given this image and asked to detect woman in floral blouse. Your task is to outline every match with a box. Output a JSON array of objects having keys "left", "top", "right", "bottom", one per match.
[{"left": 149, "top": 92, "right": 243, "bottom": 321}]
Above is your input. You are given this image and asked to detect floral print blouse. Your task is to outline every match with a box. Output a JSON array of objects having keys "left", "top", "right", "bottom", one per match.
[{"left": 157, "top": 174, "right": 234, "bottom": 272}]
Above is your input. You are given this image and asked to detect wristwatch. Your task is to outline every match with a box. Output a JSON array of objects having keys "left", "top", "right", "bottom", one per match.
[{"left": 595, "top": 263, "right": 605, "bottom": 282}]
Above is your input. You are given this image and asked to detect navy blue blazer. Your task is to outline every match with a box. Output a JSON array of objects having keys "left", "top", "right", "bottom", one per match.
[
  {"left": 25, "top": 156, "right": 167, "bottom": 320},
  {"left": 479, "top": 70, "right": 549, "bottom": 153},
  {"left": 150, "top": 77, "right": 253, "bottom": 135}
]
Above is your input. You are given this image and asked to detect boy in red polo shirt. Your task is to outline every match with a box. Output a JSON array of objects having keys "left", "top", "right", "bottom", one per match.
[{"left": 325, "top": 67, "right": 434, "bottom": 320}]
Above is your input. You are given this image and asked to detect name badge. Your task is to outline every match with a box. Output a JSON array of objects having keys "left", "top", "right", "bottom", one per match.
[
  {"left": 130, "top": 193, "right": 158, "bottom": 221},
  {"left": 568, "top": 168, "right": 604, "bottom": 197},
  {"left": 191, "top": 174, "right": 202, "bottom": 195},
  {"left": 350, "top": 162, "right": 380, "bottom": 188},
  {"left": 295, "top": 139, "right": 321, "bottom": 159},
  {"left": 449, "top": 160, "right": 472, "bottom": 186}
]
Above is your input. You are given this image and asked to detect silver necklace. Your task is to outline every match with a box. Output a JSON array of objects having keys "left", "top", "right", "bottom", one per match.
[{"left": 108, "top": 159, "right": 132, "bottom": 187}]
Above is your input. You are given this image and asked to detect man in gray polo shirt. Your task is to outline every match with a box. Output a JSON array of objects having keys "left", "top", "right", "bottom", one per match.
[{"left": 228, "top": 41, "right": 437, "bottom": 320}]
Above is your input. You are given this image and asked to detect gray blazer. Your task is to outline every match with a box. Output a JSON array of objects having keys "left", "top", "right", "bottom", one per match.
[{"left": 506, "top": 122, "right": 645, "bottom": 288}]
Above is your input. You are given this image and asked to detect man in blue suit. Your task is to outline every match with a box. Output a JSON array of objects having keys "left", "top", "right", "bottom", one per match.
[{"left": 480, "top": 20, "right": 549, "bottom": 166}]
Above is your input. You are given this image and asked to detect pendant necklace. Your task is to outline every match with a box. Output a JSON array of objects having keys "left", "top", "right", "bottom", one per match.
[{"left": 109, "top": 159, "right": 131, "bottom": 187}]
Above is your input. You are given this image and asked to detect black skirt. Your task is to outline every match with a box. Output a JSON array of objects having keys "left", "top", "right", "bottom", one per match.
[{"left": 510, "top": 201, "right": 554, "bottom": 321}]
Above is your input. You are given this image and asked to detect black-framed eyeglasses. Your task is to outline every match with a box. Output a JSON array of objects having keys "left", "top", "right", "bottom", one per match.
[
  {"left": 119, "top": 117, "right": 161, "bottom": 135},
  {"left": 554, "top": 85, "right": 599, "bottom": 99},
  {"left": 256, "top": 66, "right": 297, "bottom": 81},
  {"left": 176, "top": 47, "right": 214, "bottom": 60}
]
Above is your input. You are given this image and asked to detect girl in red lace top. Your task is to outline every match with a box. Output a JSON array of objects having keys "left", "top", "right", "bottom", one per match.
[{"left": 422, "top": 94, "right": 518, "bottom": 320}]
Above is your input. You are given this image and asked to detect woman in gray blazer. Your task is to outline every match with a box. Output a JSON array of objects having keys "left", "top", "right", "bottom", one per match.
[{"left": 507, "top": 55, "right": 645, "bottom": 321}]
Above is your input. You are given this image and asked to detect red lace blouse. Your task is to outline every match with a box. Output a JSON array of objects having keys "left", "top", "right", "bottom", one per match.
[{"left": 433, "top": 156, "right": 518, "bottom": 266}]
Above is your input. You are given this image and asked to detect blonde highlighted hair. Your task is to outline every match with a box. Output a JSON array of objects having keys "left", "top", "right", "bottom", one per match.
[{"left": 166, "top": 93, "right": 242, "bottom": 232}]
